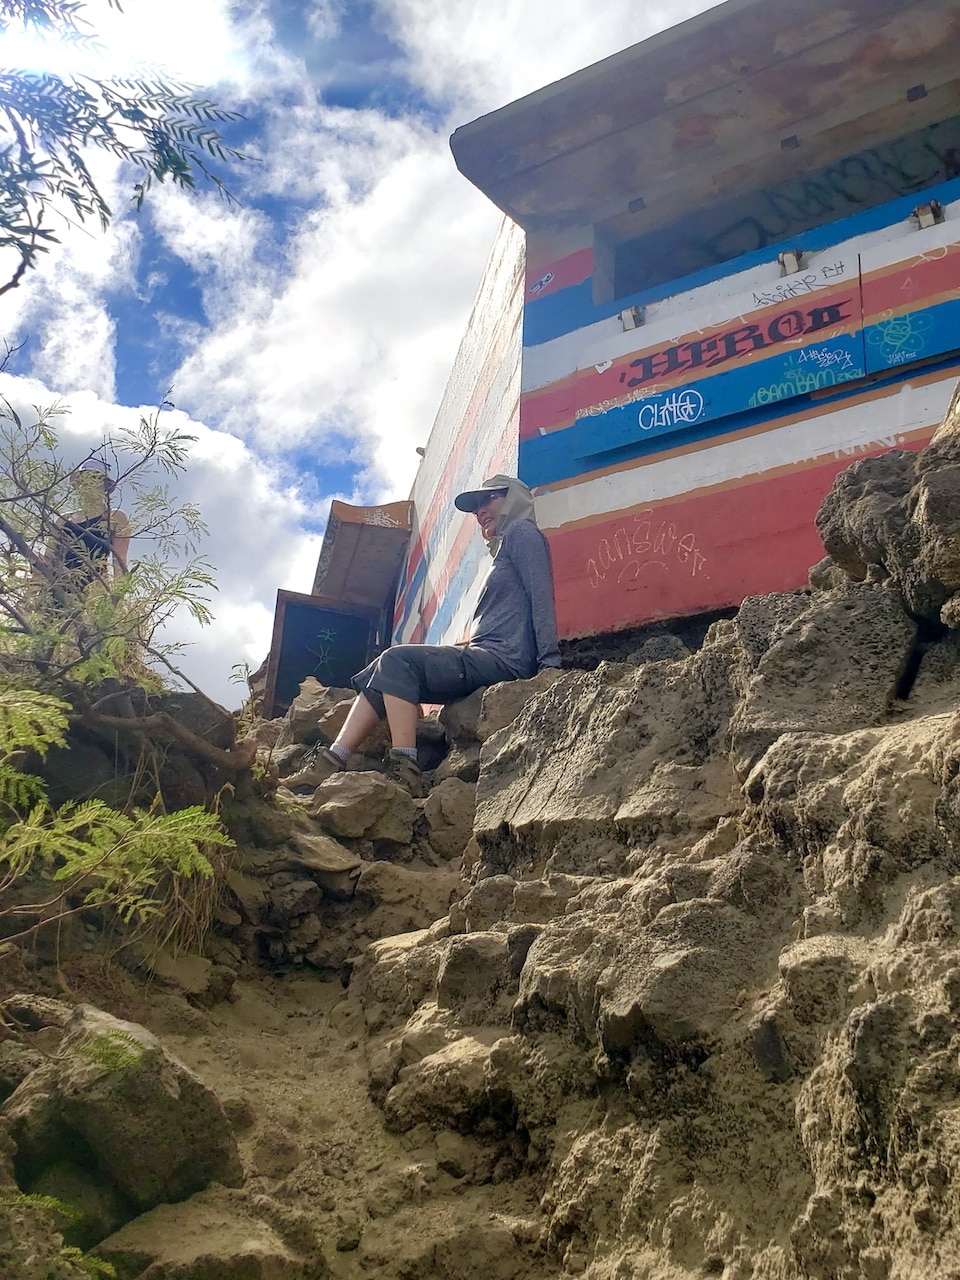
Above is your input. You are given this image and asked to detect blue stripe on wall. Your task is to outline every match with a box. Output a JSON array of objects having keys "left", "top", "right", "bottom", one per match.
[
  {"left": 865, "top": 295, "right": 960, "bottom": 374},
  {"left": 520, "top": 336, "right": 865, "bottom": 487},
  {"left": 519, "top": 350, "right": 960, "bottom": 490}
]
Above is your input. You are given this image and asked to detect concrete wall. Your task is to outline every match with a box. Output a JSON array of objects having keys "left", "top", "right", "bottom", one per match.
[
  {"left": 393, "top": 218, "right": 523, "bottom": 646},
  {"left": 522, "top": 180, "right": 960, "bottom": 638},
  {"left": 397, "top": 1, "right": 960, "bottom": 649}
]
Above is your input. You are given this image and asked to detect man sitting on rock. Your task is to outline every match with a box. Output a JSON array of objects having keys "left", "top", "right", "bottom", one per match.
[{"left": 288, "top": 474, "right": 560, "bottom": 796}]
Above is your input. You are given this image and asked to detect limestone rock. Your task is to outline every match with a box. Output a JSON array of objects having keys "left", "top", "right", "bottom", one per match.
[
  {"left": 93, "top": 1185, "right": 327, "bottom": 1279},
  {"left": 147, "top": 952, "right": 237, "bottom": 1007},
  {"left": 274, "top": 678, "right": 353, "bottom": 748},
  {"left": 383, "top": 1036, "right": 498, "bottom": 1133},
  {"left": 225, "top": 867, "right": 268, "bottom": 923},
  {"left": 4, "top": 1004, "right": 243, "bottom": 1213},
  {"left": 476, "top": 669, "right": 565, "bottom": 743},
  {"left": 356, "top": 1215, "right": 534, "bottom": 1280},
  {"left": 734, "top": 592, "right": 811, "bottom": 669},
  {"left": 432, "top": 740, "right": 482, "bottom": 784},
  {"left": 729, "top": 583, "right": 916, "bottom": 775},
  {"left": 815, "top": 450, "right": 918, "bottom": 584},
  {"left": 475, "top": 632, "right": 741, "bottom": 875},
  {"left": 777, "top": 936, "right": 866, "bottom": 1026},
  {"left": 368, "top": 1001, "right": 464, "bottom": 1101},
  {"left": 596, "top": 898, "right": 767, "bottom": 1055},
  {"left": 353, "top": 931, "right": 448, "bottom": 1034},
  {"left": 265, "top": 877, "right": 323, "bottom": 925},
  {"left": 354, "top": 861, "right": 459, "bottom": 939},
  {"left": 451, "top": 875, "right": 517, "bottom": 933},
  {"left": 310, "top": 771, "right": 415, "bottom": 844},
  {"left": 514, "top": 907, "right": 622, "bottom": 1043},
  {"left": 421, "top": 777, "right": 476, "bottom": 860},
  {"left": 27, "top": 1158, "right": 128, "bottom": 1251},
  {"left": 512, "top": 875, "right": 588, "bottom": 924},
  {"left": 438, "top": 689, "right": 485, "bottom": 749},
  {"left": 0, "top": 1039, "right": 43, "bottom": 1103},
  {"left": 816, "top": 430, "right": 960, "bottom": 621},
  {"left": 436, "top": 932, "right": 515, "bottom": 1024},
  {"left": 745, "top": 714, "right": 959, "bottom": 889},
  {"left": 289, "top": 829, "right": 362, "bottom": 898}
]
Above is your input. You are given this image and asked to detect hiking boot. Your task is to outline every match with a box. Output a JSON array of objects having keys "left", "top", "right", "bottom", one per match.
[
  {"left": 384, "top": 749, "right": 424, "bottom": 797},
  {"left": 285, "top": 745, "right": 344, "bottom": 792}
]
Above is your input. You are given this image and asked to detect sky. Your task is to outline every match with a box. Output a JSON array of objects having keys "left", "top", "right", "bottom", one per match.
[{"left": 0, "top": 0, "right": 722, "bottom": 705}]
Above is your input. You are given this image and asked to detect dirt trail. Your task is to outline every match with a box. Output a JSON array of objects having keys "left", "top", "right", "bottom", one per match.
[{"left": 106, "top": 963, "right": 551, "bottom": 1279}]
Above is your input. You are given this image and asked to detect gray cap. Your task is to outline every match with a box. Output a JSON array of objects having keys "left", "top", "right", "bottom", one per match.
[
  {"left": 76, "top": 457, "right": 112, "bottom": 477},
  {"left": 454, "top": 474, "right": 515, "bottom": 513}
]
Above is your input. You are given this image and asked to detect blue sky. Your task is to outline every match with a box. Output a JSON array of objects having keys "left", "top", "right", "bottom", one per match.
[{"left": 0, "top": 0, "right": 721, "bottom": 702}]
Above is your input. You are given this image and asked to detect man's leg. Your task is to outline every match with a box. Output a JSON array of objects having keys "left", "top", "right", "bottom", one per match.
[
  {"left": 285, "top": 692, "right": 382, "bottom": 790},
  {"left": 382, "top": 693, "right": 418, "bottom": 750},
  {"left": 332, "top": 692, "right": 382, "bottom": 753}
]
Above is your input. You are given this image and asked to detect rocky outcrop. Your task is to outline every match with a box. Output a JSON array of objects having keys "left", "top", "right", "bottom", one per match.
[
  {"left": 4, "top": 1002, "right": 242, "bottom": 1222},
  {"left": 340, "top": 391, "right": 960, "bottom": 1280},
  {"left": 815, "top": 387, "right": 960, "bottom": 624},
  {"left": 94, "top": 1185, "right": 328, "bottom": 1279}
]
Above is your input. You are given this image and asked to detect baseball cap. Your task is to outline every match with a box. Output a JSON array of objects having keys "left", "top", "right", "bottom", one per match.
[
  {"left": 454, "top": 474, "right": 515, "bottom": 513},
  {"left": 76, "top": 457, "right": 112, "bottom": 478}
]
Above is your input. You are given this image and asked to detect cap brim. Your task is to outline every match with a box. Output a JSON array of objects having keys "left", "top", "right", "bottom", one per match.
[{"left": 454, "top": 490, "right": 487, "bottom": 513}]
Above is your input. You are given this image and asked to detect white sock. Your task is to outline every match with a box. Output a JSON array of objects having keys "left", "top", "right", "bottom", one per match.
[
  {"left": 329, "top": 743, "right": 350, "bottom": 763},
  {"left": 392, "top": 746, "right": 418, "bottom": 762}
]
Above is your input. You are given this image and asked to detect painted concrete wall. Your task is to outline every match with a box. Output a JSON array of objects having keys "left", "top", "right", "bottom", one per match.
[
  {"left": 396, "top": 7, "right": 960, "bottom": 652},
  {"left": 394, "top": 181, "right": 960, "bottom": 650},
  {"left": 393, "top": 217, "right": 523, "bottom": 646},
  {"left": 524, "top": 179, "right": 960, "bottom": 639}
]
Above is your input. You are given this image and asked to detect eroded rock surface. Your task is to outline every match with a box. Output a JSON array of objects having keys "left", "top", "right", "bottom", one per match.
[
  {"left": 4, "top": 1004, "right": 243, "bottom": 1220},
  {"left": 339, "top": 401, "right": 960, "bottom": 1280}
]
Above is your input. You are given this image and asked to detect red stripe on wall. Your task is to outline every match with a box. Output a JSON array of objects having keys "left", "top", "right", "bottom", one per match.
[
  {"left": 862, "top": 240, "right": 960, "bottom": 317},
  {"left": 524, "top": 247, "right": 593, "bottom": 304},
  {"left": 547, "top": 436, "right": 930, "bottom": 638}
]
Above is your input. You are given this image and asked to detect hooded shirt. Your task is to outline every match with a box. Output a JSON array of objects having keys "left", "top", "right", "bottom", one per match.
[{"left": 468, "top": 476, "right": 560, "bottom": 676}]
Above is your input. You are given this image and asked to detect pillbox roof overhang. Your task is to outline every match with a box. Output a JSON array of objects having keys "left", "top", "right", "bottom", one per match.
[{"left": 454, "top": 474, "right": 515, "bottom": 513}]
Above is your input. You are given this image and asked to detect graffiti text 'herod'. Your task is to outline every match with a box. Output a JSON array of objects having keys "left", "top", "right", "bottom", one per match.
[{"left": 625, "top": 298, "right": 855, "bottom": 388}]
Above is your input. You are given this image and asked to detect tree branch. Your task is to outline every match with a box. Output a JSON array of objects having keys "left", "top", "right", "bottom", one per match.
[{"left": 75, "top": 707, "right": 255, "bottom": 776}]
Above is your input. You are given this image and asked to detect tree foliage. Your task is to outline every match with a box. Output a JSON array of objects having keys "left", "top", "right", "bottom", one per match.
[
  {"left": 0, "top": 0, "right": 244, "bottom": 293},
  {"left": 0, "top": 684, "right": 233, "bottom": 953},
  {"left": 0, "top": 385, "right": 215, "bottom": 687}
]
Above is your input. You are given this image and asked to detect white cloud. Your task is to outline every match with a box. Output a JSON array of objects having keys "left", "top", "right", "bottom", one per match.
[
  {"left": 166, "top": 123, "right": 499, "bottom": 497},
  {"left": 306, "top": 0, "right": 346, "bottom": 43},
  {"left": 375, "top": 0, "right": 727, "bottom": 115},
  {"left": 1, "top": 0, "right": 250, "bottom": 86}
]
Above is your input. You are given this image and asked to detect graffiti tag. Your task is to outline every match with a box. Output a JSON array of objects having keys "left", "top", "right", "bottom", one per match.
[
  {"left": 797, "top": 345, "right": 855, "bottom": 372},
  {"left": 625, "top": 298, "right": 855, "bottom": 389},
  {"left": 866, "top": 312, "right": 933, "bottom": 365},
  {"left": 366, "top": 508, "right": 404, "bottom": 528},
  {"left": 587, "top": 510, "right": 707, "bottom": 590},
  {"left": 638, "top": 388, "right": 705, "bottom": 432}
]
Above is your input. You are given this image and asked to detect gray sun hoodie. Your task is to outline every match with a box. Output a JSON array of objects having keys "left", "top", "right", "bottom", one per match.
[{"left": 469, "top": 476, "right": 561, "bottom": 677}]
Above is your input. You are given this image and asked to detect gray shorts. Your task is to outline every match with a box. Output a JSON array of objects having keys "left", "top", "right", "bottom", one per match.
[{"left": 351, "top": 644, "right": 516, "bottom": 718}]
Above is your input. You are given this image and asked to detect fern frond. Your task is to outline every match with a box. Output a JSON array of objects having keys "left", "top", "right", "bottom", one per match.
[
  {"left": 0, "top": 760, "right": 45, "bottom": 817},
  {"left": 0, "top": 687, "right": 68, "bottom": 760}
]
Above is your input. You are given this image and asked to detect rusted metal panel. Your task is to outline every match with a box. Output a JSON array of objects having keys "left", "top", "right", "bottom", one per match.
[
  {"left": 261, "top": 590, "right": 380, "bottom": 720},
  {"left": 312, "top": 500, "right": 411, "bottom": 608}
]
